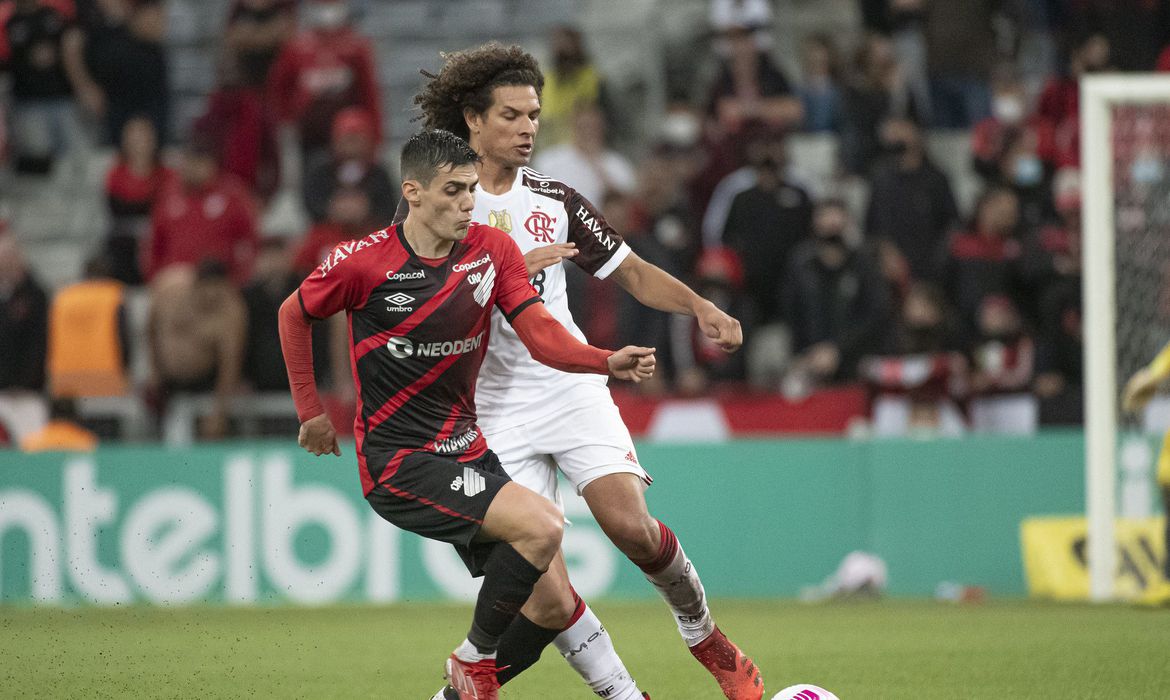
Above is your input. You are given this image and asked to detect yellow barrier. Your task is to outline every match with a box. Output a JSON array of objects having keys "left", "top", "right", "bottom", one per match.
[{"left": 1020, "top": 516, "right": 1166, "bottom": 600}]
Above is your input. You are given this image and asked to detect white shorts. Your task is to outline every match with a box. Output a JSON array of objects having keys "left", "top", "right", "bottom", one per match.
[{"left": 482, "top": 398, "right": 652, "bottom": 508}]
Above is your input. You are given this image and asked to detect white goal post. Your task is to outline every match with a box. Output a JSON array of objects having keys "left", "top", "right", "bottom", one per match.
[{"left": 1081, "top": 74, "right": 1170, "bottom": 602}]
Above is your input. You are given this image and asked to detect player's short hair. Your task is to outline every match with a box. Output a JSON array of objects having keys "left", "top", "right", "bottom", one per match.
[
  {"left": 400, "top": 130, "right": 481, "bottom": 185},
  {"left": 413, "top": 42, "right": 545, "bottom": 140}
]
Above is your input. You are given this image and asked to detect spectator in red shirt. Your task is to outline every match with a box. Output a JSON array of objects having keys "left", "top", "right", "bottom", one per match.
[
  {"left": 1035, "top": 33, "right": 1111, "bottom": 169},
  {"left": 972, "top": 72, "right": 1056, "bottom": 181},
  {"left": 291, "top": 185, "right": 372, "bottom": 275},
  {"left": 266, "top": 0, "right": 382, "bottom": 164},
  {"left": 144, "top": 136, "right": 258, "bottom": 286},
  {"left": 194, "top": 55, "right": 280, "bottom": 201},
  {"left": 939, "top": 186, "right": 1023, "bottom": 336},
  {"left": 301, "top": 106, "right": 396, "bottom": 225},
  {"left": 104, "top": 114, "right": 174, "bottom": 284}
]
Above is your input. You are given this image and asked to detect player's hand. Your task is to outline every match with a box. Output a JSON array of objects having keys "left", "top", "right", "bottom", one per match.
[
  {"left": 608, "top": 346, "right": 656, "bottom": 383},
  {"left": 695, "top": 300, "right": 743, "bottom": 353},
  {"left": 1122, "top": 368, "right": 1159, "bottom": 414},
  {"left": 524, "top": 243, "right": 577, "bottom": 277},
  {"left": 299, "top": 413, "right": 341, "bottom": 456}
]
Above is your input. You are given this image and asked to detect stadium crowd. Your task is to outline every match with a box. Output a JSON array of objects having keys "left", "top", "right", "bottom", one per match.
[{"left": 1, "top": 0, "right": 1169, "bottom": 446}]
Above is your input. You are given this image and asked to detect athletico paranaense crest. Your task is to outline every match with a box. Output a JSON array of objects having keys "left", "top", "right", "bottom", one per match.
[{"left": 488, "top": 209, "right": 513, "bottom": 233}]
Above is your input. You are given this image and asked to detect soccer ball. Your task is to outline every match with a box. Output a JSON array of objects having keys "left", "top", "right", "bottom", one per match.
[{"left": 772, "top": 684, "right": 840, "bottom": 700}]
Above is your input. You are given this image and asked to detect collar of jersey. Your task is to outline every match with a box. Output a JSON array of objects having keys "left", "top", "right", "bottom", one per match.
[
  {"left": 473, "top": 166, "right": 525, "bottom": 201},
  {"left": 395, "top": 222, "right": 459, "bottom": 267}
]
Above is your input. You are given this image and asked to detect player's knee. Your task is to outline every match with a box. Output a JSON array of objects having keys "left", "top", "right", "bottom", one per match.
[
  {"left": 520, "top": 504, "right": 563, "bottom": 566},
  {"left": 608, "top": 515, "right": 660, "bottom": 562}
]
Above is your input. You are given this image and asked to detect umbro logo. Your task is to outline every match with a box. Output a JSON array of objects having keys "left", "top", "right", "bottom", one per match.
[
  {"left": 452, "top": 467, "right": 486, "bottom": 497},
  {"left": 385, "top": 292, "right": 415, "bottom": 311}
]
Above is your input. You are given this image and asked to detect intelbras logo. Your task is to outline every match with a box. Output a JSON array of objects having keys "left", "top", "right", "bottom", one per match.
[{"left": 386, "top": 331, "right": 485, "bottom": 359}]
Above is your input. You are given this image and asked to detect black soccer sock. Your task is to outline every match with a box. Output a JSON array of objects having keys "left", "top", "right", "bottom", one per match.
[
  {"left": 467, "top": 543, "right": 544, "bottom": 655},
  {"left": 495, "top": 614, "right": 562, "bottom": 684}
]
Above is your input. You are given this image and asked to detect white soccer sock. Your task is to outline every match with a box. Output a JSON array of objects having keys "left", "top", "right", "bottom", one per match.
[
  {"left": 554, "top": 605, "right": 644, "bottom": 700},
  {"left": 644, "top": 541, "right": 715, "bottom": 647},
  {"left": 454, "top": 638, "right": 496, "bottom": 663}
]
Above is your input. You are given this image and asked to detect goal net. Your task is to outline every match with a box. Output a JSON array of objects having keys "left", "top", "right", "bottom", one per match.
[{"left": 1082, "top": 74, "right": 1170, "bottom": 601}]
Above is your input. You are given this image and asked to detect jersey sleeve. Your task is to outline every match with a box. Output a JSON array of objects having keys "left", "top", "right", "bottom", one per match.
[
  {"left": 297, "top": 248, "right": 368, "bottom": 319},
  {"left": 488, "top": 228, "right": 542, "bottom": 323},
  {"left": 565, "top": 188, "right": 632, "bottom": 279}
]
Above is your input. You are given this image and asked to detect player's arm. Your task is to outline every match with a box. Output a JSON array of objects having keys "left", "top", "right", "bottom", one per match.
[
  {"left": 509, "top": 302, "right": 655, "bottom": 382},
  {"left": 278, "top": 249, "right": 367, "bottom": 456},
  {"left": 1123, "top": 340, "right": 1170, "bottom": 414},
  {"left": 561, "top": 188, "right": 742, "bottom": 353},
  {"left": 492, "top": 226, "right": 654, "bottom": 382},
  {"left": 278, "top": 293, "right": 339, "bottom": 456},
  {"left": 609, "top": 252, "right": 743, "bottom": 354}
]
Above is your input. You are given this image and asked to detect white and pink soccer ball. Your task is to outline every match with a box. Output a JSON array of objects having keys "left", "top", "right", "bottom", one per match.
[{"left": 772, "top": 684, "right": 840, "bottom": 700}]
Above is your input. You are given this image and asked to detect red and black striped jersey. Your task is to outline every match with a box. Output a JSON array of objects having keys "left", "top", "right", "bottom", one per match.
[{"left": 297, "top": 222, "right": 540, "bottom": 494}]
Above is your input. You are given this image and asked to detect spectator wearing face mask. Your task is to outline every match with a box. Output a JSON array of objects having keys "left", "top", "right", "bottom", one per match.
[
  {"left": 995, "top": 127, "right": 1050, "bottom": 232},
  {"left": 972, "top": 73, "right": 1056, "bottom": 181},
  {"left": 538, "top": 24, "right": 612, "bottom": 149},
  {"left": 864, "top": 117, "right": 958, "bottom": 282},
  {"left": 267, "top": 0, "right": 381, "bottom": 165},
  {"left": 860, "top": 282, "right": 968, "bottom": 437},
  {"left": 783, "top": 200, "right": 892, "bottom": 388},
  {"left": 719, "top": 127, "right": 813, "bottom": 326},
  {"left": 301, "top": 107, "right": 396, "bottom": 225}
]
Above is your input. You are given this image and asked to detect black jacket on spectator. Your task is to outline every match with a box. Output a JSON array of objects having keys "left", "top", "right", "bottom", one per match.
[
  {"left": 939, "top": 231, "right": 1022, "bottom": 333},
  {"left": 782, "top": 241, "right": 892, "bottom": 380},
  {"left": 242, "top": 273, "right": 330, "bottom": 391},
  {"left": 302, "top": 155, "right": 398, "bottom": 226},
  {"left": 2, "top": 4, "right": 75, "bottom": 100},
  {"left": 85, "top": 19, "right": 169, "bottom": 144},
  {"left": 0, "top": 274, "right": 48, "bottom": 391},
  {"left": 722, "top": 180, "right": 813, "bottom": 323},
  {"left": 865, "top": 156, "right": 959, "bottom": 280}
]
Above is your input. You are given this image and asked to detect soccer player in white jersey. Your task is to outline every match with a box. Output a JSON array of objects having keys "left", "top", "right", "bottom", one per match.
[{"left": 413, "top": 43, "right": 764, "bottom": 700}]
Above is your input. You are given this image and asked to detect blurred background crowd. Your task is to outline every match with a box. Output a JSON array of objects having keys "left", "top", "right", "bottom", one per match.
[{"left": 2, "top": 0, "right": 1169, "bottom": 448}]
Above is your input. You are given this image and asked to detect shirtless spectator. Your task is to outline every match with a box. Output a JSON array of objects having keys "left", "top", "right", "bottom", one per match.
[{"left": 148, "top": 262, "right": 246, "bottom": 440}]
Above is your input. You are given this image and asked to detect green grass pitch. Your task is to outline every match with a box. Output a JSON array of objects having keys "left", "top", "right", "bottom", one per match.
[{"left": 2, "top": 599, "right": 1167, "bottom": 698}]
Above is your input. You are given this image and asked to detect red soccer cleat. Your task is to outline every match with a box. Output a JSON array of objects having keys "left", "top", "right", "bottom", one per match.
[
  {"left": 444, "top": 653, "right": 503, "bottom": 700},
  {"left": 689, "top": 627, "right": 764, "bottom": 700}
]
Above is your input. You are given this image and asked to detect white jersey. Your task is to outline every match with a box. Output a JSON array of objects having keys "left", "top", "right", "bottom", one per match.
[{"left": 472, "top": 166, "right": 631, "bottom": 430}]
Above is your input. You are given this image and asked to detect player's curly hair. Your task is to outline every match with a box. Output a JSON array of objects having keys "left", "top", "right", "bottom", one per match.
[{"left": 413, "top": 42, "right": 545, "bottom": 141}]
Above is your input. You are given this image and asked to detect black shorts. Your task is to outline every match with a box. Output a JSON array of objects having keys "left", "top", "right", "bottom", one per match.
[{"left": 365, "top": 449, "right": 512, "bottom": 576}]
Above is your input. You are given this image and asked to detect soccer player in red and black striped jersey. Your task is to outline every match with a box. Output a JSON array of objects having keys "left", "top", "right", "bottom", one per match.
[
  {"left": 277, "top": 129, "right": 655, "bottom": 700},
  {"left": 413, "top": 43, "right": 761, "bottom": 700}
]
